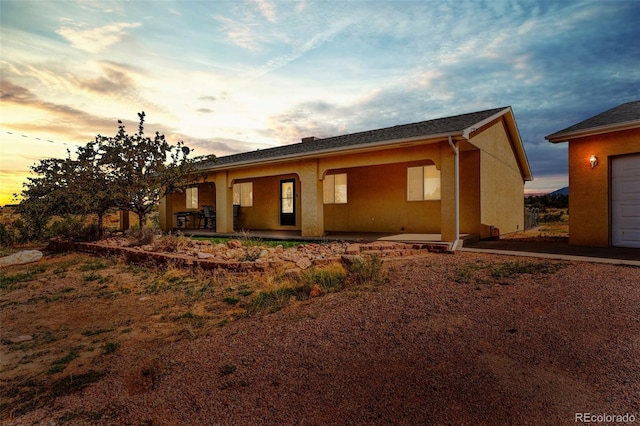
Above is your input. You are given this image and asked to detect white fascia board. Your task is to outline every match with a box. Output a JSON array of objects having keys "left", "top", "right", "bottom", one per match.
[
  {"left": 546, "top": 120, "right": 640, "bottom": 143},
  {"left": 200, "top": 132, "right": 461, "bottom": 172},
  {"left": 463, "top": 107, "right": 533, "bottom": 181},
  {"left": 462, "top": 107, "right": 511, "bottom": 140}
]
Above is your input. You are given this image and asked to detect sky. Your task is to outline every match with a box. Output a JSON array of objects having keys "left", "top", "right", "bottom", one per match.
[{"left": 1, "top": 0, "right": 639, "bottom": 205}]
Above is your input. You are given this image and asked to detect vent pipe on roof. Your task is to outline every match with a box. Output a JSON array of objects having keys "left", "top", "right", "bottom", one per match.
[
  {"left": 448, "top": 136, "right": 460, "bottom": 251},
  {"left": 301, "top": 136, "right": 317, "bottom": 143}
]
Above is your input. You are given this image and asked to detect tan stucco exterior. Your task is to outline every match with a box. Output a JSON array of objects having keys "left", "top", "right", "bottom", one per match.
[
  {"left": 562, "top": 128, "right": 640, "bottom": 247},
  {"left": 471, "top": 119, "right": 527, "bottom": 237},
  {"left": 159, "top": 108, "right": 531, "bottom": 242}
]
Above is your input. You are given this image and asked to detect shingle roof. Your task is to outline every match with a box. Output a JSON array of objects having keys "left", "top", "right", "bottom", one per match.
[
  {"left": 198, "top": 106, "right": 509, "bottom": 169},
  {"left": 546, "top": 100, "right": 640, "bottom": 141}
]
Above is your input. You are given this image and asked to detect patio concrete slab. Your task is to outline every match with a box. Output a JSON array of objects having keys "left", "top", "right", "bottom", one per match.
[{"left": 461, "top": 240, "right": 640, "bottom": 266}]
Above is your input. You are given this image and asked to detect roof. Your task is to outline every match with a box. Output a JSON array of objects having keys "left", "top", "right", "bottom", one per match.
[
  {"left": 198, "top": 107, "right": 508, "bottom": 168},
  {"left": 546, "top": 100, "right": 640, "bottom": 143}
]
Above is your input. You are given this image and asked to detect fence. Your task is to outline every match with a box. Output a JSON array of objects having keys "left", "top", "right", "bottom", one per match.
[{"left": 524, "top": 207, "right": 539, "bottom": 230}]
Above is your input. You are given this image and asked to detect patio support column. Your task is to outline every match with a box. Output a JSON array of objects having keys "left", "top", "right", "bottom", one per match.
[
  {"left": 215, "top": 172, "right": 234, "bottom": 233},
  {"left": 440, "top": 141, "right": 457, "bottom": 245},
  {"left": 158, "top": 196, "right": 171, "bottom": 231},
  {"left": 448, "top": 136, "right": 460, "bottom": 250},
  {"left": 299, "top": 160, "right": 324, "bottom": 237}
]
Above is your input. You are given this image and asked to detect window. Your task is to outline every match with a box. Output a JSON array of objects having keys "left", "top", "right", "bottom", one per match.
[
  {"left": 186, "top": 187, "right": 198, "bottom": 209},
  {"left": 233, "top": 182, "right": 253, "bottom": 206},
  {"left": 324, "top": 173, "right": 347, "bottom": 204},
  {"left": 407, "top": 165, "right": 441, "bottom": 201}
]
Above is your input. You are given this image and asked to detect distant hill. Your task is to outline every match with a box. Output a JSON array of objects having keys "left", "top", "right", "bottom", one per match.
[{"left": 549, "top": 186, "right": 569, "bottom": 196}]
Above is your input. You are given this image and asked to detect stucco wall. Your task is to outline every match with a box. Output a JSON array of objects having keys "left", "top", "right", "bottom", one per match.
[
  {"left": 323, "top": 162, "right": 442, "bottom": 233},
  {"left": 235, "top": 174, "right": 301, "bottom": 230},
  {"left": 567, "top": 128, "right": 640, "bottom": 247},
  {"left": 459, "top": 150, "right": 481, "bottom": 235},
  {"left": 472, "top": 120, "right": 525, "bottom": 238}
]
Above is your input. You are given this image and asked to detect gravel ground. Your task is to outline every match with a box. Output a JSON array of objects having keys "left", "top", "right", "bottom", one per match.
[{"left": 10, "top": 252, "right": 640, "bottom": 425}]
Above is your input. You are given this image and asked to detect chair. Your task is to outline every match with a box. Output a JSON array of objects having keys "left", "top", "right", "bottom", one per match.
[
  {"left": 233, "top": 205, "right": 240, "bottom": 230},
  {"left": 199, "top": 205, "right": 216, "bottom": 229}
]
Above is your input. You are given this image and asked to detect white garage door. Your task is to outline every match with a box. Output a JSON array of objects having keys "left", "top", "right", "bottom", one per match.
[{"left": 612, "top": 154, "right": 640, "bottom": 248}]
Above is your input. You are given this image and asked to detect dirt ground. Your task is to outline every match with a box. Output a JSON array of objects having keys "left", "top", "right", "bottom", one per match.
[{"left": 1, "top": 238, "right": 639, "bottom": 425}]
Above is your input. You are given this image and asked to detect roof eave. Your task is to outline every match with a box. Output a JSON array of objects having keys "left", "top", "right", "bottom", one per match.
[
  {"left": 464, "top": 107, "right": 533, "bottom": 182},
  {"left": 198, "top": 131, "right": 462, "bottom": 172},
  {"left": 462, "top": 107, "right": 511, "bottom": 140},
  {"left": 545, "top": 119, "right": 640, "bottom": 143}
]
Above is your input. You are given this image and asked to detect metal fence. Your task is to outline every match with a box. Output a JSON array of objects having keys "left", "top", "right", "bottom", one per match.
[{"left": 524, "top": 207, "right": 539, "bottom": 230}]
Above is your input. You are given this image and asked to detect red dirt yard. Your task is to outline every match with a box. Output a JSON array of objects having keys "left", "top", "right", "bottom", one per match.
[{"left": 1, "top": 239, "right": 639, "bottom": 425}]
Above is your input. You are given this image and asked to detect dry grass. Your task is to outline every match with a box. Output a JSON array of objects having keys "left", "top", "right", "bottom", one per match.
[
  {"left": 0, "top": 252, "right": 382, "bottom": 420},
  {"left": 3, "top": 250, "right": 638, "bottom": 425},
  {"left": 503, "top": 208, "right": 569, "bottom": 241}
]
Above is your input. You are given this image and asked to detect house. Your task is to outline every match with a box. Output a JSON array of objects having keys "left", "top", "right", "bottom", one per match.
[
  {"left": 159, "top": 106, "right": 533, "bottom": 246},
  {"left": 546, "top": 100, "right": 640, "bottom": 248}
]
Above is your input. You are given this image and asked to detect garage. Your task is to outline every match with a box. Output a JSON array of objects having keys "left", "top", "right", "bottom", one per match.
[{"left": 612, "top": 154, "right": 640, "bottom": 248}]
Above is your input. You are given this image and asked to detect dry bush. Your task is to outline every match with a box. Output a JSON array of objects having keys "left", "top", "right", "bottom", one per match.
[
  {"left": 125, "top": 227, "right": 158, "bottom": 246},
  {"left": 151, "top": 234, "right": 192, "bottom": 252}
]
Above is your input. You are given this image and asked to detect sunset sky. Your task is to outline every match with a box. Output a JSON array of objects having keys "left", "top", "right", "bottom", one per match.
[{"left": 1, "top": 0, "right": 639, "bottom": 205}]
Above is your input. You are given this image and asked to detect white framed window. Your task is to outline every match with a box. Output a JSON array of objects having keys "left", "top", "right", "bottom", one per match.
[
  {"left": 407, "top": 165, "right": 441, "bottom": 201},
  {"left": 324, "top": 173, "right": 347, "bottom": 204},
  {"left": 233, "top": 182, "right": 253, "bottom": 206},
  {"left": 186, "top": 187, "right": 199, "bottom": 209}
]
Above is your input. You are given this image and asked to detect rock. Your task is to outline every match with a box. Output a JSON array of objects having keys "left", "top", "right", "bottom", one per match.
[
  {"left": 295, "top": 257, "right": 312, "bottom": 270},
  {"left": 227, "top": 240, "right": 242, "bottom": 249},
  {"left": 0, "top": 250, "right": 43, "bottom": 267},
  {"left": 345, "top": 244, "right": 361, "bottom": 255},
  {"left": 197, "top": 252, "right": 214, "bottom": 259},
  {"left": 341, "top": 254, "right": 364, "bottom": 266},
  {"left": 8, "top": 335, "right": 33, "bottom": 344},
  {"left": 309, "top": 284, "right": 322, "bottom": 297}
]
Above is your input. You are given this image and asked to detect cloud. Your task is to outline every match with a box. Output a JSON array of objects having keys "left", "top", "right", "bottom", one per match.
[
  {"left": 172, "top": 134, "right": 261, "bottom": 158},
  {"left": 213, "top": 15, "right": 261, "bottom": 51},
  {"left": 246, "top": 18, "right": 354, "bottom": 81},
  {"left": 74, "top": 61, "right": 138, "bottom": 95},
  {"left": 0, "top": 80, "right": 129, "bottom": 141},
  {"left": 255, "top": 0, "right": 277, "bottom": 23},
  {"left": 56, "top": 21, "right": 141, "bottom": 53}
]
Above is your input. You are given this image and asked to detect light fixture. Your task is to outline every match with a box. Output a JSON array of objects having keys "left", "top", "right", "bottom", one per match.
[{"left": 589, "top": 155, "right": 598, "bottom": 169}]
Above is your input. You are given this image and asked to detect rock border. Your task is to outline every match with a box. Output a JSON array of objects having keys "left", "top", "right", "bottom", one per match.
[{"left": 46, "top": 238, "right": 452, "bottom": 272}]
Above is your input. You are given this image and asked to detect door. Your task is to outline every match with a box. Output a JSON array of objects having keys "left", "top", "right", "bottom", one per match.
[
  {"left": 612, "top": 154, "right": 640, "bottom": 248},
  {"left": 280, "top": 179, "right": 296, "bottom": 226}
]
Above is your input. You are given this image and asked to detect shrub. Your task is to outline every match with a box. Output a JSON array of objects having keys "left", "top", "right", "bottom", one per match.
[
  {"left": 125, "top": 227, "right": 158, "bottom": 246},
  {"left": 344, "top": 255, "right": 386, "bottom": 286},
  {"left": 298, "top": 263, "right": 347, "bottom": 294},
  {"left": 0, "top": 223, "right": 19, "bottom": 247},
  {"left": 47, "top": 216, "right": 101, "bottom": 241},
  {"left": 151, "top": 233, "right": 192, "bottom": 252},
  {"left": 237, "top": 230, "right": 263, "bottom": 247},
  {"left": 102, "top": 342, "right": 119, "bottom": 355},
  {"left": 246, "top": 287, "right": 299, "bottom": 315},
  {"left": 239, "top": 246, "right": 262, "bottom": 262}
]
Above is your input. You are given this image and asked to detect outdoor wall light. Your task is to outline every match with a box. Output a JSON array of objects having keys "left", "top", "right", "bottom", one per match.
[{"left": 589, "top": 155, "right": 598, "bottom": 169}]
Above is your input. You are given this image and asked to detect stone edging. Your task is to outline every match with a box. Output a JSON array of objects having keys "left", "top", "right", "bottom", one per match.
[{"left": 46, "top": 239, "right": 452, "bottom": 272}]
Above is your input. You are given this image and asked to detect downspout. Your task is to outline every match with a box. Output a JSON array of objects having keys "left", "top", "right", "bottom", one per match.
[{"left": 448, "top": 136, "right": 460, "bottom": 251}]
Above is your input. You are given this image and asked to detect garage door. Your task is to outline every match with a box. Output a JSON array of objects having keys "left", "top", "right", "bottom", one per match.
[{"left": 612, "top": 154, "right": 640, "bottom": 248}]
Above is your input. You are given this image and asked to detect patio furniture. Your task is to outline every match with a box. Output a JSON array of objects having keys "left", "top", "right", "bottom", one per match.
[
  {"left": 174, "top": 211, "right": 197, "bottom": 228},
  {"left": 233, "top": 205, "right": 240, "bottom": 230},
  {"left": 198, "top": 205, "right": 216, "bottom": 229}
]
